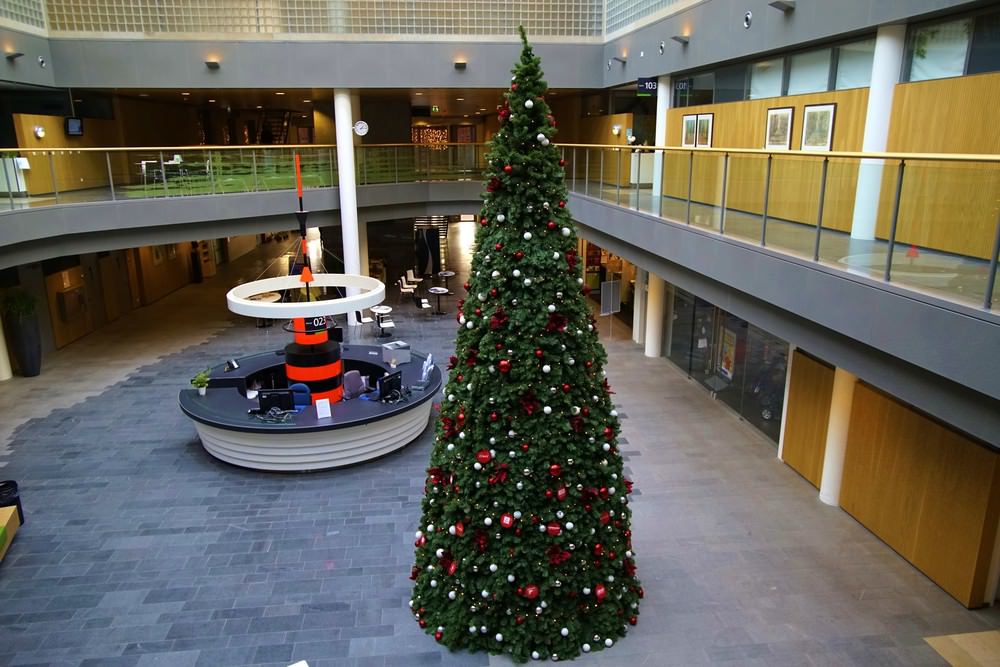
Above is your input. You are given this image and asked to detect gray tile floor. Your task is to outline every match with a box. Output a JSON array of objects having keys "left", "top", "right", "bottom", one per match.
[{"left": 1, "top": 240, "right": 998, "bottom": 667}]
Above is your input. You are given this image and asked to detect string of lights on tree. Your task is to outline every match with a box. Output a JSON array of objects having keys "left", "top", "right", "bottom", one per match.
[{"left": 410, "top": 26, "right": 642, "bottom": 663}]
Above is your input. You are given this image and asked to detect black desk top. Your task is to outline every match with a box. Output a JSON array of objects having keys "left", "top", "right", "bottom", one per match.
[{"left": 179, "top": 344, "right": 442, "bottom": 434}]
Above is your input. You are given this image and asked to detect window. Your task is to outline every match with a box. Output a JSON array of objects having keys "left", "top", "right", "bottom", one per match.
[
  {"left": 968, "top": 11, "right": 1000, "bottom": 75},
  {"left": 714, "top": 64, "right": 748, "bottom": 103},
  {"left": 672, "top": 72, "right": 714, "bottom": 107},
  {"left": 907, "top": 18, "right": 973, "bottom": 81},
  {"left": 749, "top": 59, "right": 783, "bottom": 99},
  {"left": 835, "top": 39, "right": 875, "bottom": 89},
  {"left": 787, "top": 49, "right": 832, "bottom": 95}
]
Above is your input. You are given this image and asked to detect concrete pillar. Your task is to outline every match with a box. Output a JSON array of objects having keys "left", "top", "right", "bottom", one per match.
[
  {"left": 334, "top": 89, "right": 363, "bottom": 325},
  {"left": 0, "top": 316, "right": 13, "bottom": 381},
  {"left": 651, "top": 75, "right": 671, "bottom": 216},
  {"left": 851, "top": 24, "right": 906, "bottom": 242},
  {"left": 819, "top": 368, "right": 858, "bottom": 506},
  {"left": 644, "top": 273, "right": 666, "bottom": 358},
  {"left": 632, "top": 268, "right": 647, "bottom": 345},
  {"left": 776, "top": 344, "right": 797, "bottom": 461}
]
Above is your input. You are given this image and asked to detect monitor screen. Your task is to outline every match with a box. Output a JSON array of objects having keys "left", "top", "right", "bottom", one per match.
[
  {"left": 65, "top": 117, "right": 83, "bottom": 136},
  {"left": 378, "top": 370, "right": 403, "bottom": 402},
  {"left": 258, "top": 388, "right": 294, "bottom": 412}
]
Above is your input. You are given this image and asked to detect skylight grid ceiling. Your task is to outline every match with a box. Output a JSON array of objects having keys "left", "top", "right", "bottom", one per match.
[
  {"left": 606, "top": 0, "right": 682, "bottom": 35},
  {"left": 1, "top": 0, "right": 45, "bottom": 29},
  {"left": 44, "top": 0, "right": 602, "bottom": 36}
]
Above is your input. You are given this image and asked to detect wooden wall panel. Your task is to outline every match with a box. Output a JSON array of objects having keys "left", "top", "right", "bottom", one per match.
[
  {"left": 664, "top": 88, "right": 868, "bottom": 232},
  {"left": 577, "top": 113, "right": 634, "bottom": 186},
  {"left": 780, "top": 350, "right": 835, "bottom": 488},
  {"left": 13, "top": 113, "right": 124, "bottom": 196},
  {"left": 840, "top": 383, "right": 1000, "bottom": 607},
  {"left": 44, "top": 267, "right": 94, "bottom": 349}
]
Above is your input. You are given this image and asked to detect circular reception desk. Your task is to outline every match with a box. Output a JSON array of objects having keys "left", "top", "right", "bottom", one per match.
[{"left": 179, "top": 344, "right": 442, "bottom": 472}]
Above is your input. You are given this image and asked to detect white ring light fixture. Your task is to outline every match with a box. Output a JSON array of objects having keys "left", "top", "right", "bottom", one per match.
[{"left": 227, "top": 274, "right": 385, "bottom": 319}]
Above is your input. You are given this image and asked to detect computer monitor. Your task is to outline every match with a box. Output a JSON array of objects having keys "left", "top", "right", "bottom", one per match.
[
  {"left": 378, "top": 370, "right": 403, "bottom": 402},
  {"left": 65, "top": 117, "right": 83, "bottom": 136},
  {"left": 258, "top": 388, "right": 294, "bottom": 412}
]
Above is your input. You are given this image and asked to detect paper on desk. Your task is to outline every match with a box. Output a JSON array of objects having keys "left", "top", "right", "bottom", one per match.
[{"left": 315, "top": 398, "right": 332, "bottom": 420}]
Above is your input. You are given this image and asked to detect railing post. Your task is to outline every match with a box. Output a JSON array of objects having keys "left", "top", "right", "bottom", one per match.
[
  {"left": 252, "top": 151, "right": 259, "bottom": 191},
  {"left": 599, "top": 149, "right": 605, "bottom": 200},
  {"left": 207, "top": 151, "right": 216, "bottom": 194},
  {"left": 685, "top": 151, "right": 694, "bottom": 224},
  {"left": 329, "top": 148, "right": 336, "bottom": 187},
  {"left": 812, "top": 157, "right": 829, "bottom": 262},
  {"left": 719, "top": 152, "right": 730, "bottom": 234},
  {"left": 761, "top": 155, "right": 772, "bottom": 246},
  {"left": 2, "top": 157, "right": 14, "bottom": 210},
  {"left": 571, "top": 147, "right": 577, "bottom": 192},
  {"left": 984, "top": 212, "right": 1000, "bottom": 310},
  {"left": 616, "top": 148, "right": 623, "bottom": 206},
  {"left": 49, "top": 151, "right": 60, "bottom": 202},
  {"left": 633, "top": 150, "right": 641, "bottom": 209},
  {"left": 361, "top": 147, "right": 368, "bottom": 185},
  {"left": 883, "top": 161, "right": 906, "bottom": 283},
  {"left": 158, "top": 151, "right": 169, "bottom": 197},
  {"left": 394, "top": 146, "right": 399, "bottom": 184},
  {"left": 105, "top": 152, "right": 116, "bottom": 201},
  {"left": 584, "top": 150, "right": 590, "bottom": 196}
]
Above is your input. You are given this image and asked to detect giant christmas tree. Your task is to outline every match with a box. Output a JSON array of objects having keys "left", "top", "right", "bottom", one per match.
[{"left": 410, "top": 28, "right": 642, "bottom": 662}]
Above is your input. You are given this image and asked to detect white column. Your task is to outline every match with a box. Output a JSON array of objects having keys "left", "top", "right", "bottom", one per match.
[
  {"left": 631, "top": 268, "right": 647, "bottom": 345},
  {"left": 819, "top": 368, "right": 858, "bottom": 506},
  {"left": 651, "top": 75, "right": 671, "bottom": 215},
  {"left": 0, "top": 315, "right": 13, "bottom": 381},
  {"left": 776, "top": 344, "right": 797, "bottom": 461},
  {"left": 851, "top": 24, "right": 906, "bottom": 242},
  {"left": 334, "top": 89, "right": 363, "bottom": 324},
  {"left": 644, "top": 273, "right": 666, "bottom": 358}
]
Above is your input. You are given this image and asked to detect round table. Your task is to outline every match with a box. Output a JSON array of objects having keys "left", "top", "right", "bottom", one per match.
[
  {"left": 247, "top": 292, "right": 281, "bottom": 327},
  {"left": 427, "top": 286, "right": 449, "bottom": 315},
  {"left": 371, "top": 305, "right": 393, "bottom": 337},
  {"left": 438, "top": 270, "right": 456, "bottom": 293}
]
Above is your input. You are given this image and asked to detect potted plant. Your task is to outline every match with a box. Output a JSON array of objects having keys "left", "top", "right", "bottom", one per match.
[
  {"left": 190, "top": 369, "right": 211, "bottom": 396},
  {"left": 1, "top": 288, "right": 41, "bottom": 377}
]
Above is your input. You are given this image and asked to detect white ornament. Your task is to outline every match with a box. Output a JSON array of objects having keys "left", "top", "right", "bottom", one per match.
[
  {"left": 490, "top": 563, "right": 498, "bottom": 572},
  {"left": 481, "top": 590, "right": 489, "bottom": 598},
  {"left": 582, "top": 644, "right": 591, "bottom": 653},
  {"left": 523, "top": 232, "right": 532, "bottom": 240},
  {"left": 449, "top": 591, "right": 457, "bottom": 600},
  {"left": 566, "top": 522, "right": 574, "bottom": 530},
  {"left": 426, "top": 524, "right": 435, "bottom": 532},
  {"left": 496, "top": 633, "right": 503, "bottom": 642},
  {"left": 609, "top": 487, "right": 616, "bottom": 495},
  {"left": 525, "top": 99, "right": 534, "bottom": 109},
  {"left": 562, "top": 227, "right": 571, "bottom": 237},
  {"left": 603, "top": 443, "right": 611, "bottom": 452},
  {"left": 489, "top": 437, "right": 496, "bottom": 445},
  {"left": 481, "top": 626, "right": 488, "bottom": 633},
  {"left": 466, "top": 321, "right": 474, "bottom": 329},
  {"left": 542, "top": 138, "right": 550, "bottom": 146},
  {"left": 459, "top": 315, "right": 466, "bottom": 325},
  {"left": 513, "top": 510, "right": 522, "bottom": 518},
  {"left": 577, "top": 277, "right": 584, "bottom": 284},
  {"left": 605, "top": 639, "right": 614, "bottom": 647},
  {"left": 446, "top": 443, "right": 454, "bottom": 451},
  {"left": 516, "top": 482, "right": 524, "bottom": 490},
  {"left": 448, "top": 525, "right": 456, "bottom": 535},
  {"left": 553, "top": 252, "right": 560, "bottom": 260},
  {"left": 435, "top": 548, "right": 444, "bottom": 557},
  {"left": 469, "top": 626, "right": 477, "bottom": 634},
  {"left": 467, "top": 383, "right": 473, "bottom": 391},
  {"left": 508, "top": 450, "right": 516, "bottom": 458},
  {"left": 484, "top": 517, "right": 493, "bottom": 526},
  {"left": 473, "top": 462, "right": 482, "bottom": 471},
  {"left": 547, "top": 304, "right": 556, "bottom": 312},
  {"left": 583, "top": 587, "right": 591, "bottom": 595},
  {"left": 542, "top": 365, "right": 551, "bottom": 373},
  {"left": 513, "top": 269, "right": 522, "bottom": 278},
  {"left": 560, "top": 628, "right": 569, "bottom": 637},
  {"left": 568, "top": 358, "right": 575, "bottom": 365},
  {"left": 497, "top": 213, "right": 506, "bottom": 222},
  {"left": 430, "top": 579, "right": 438, "bottom": 587},
  {"left": 537, "top": 133, "right": 546, "bottom": 142},
  {"left": 524, "top": 278, "right": 532, "bottom": 286},
  {"left": 532, "top": 652, "right": 540, "bottom": 660},
  {"left": 478, "top": 293, "right": 487, "bottom": 302},
  {"left": 458, "top": 431, "right": 465, "bottom": 439},
  {"left": 491, "top": 270, "right": 500, "bottom": 278},
  {"left": 448, "top": 394, "right": 455, "bottom": 401},
  {"left": 507, "top": 574, "right": 516, "bottom": 582},
  {"left": 610, "top": 409, "right": 618, "bottom": 417},
  {"left": 543, "top": 406, "right": 552, "bottom": 415},
  {"left": 571, "top": 406, "right": 580, "bottom": 415},
  {"left": 556, "top": 510, "right": 564, "bottom": 518}
]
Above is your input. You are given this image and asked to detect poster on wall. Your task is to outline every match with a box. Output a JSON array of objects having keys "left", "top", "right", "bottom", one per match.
[
  {"left": 696, "top": 113, "right": 713, "bottom": 147},
  {"left": 720, "top": 327, "right": 737, "bottom": 380},
  {"left": 681, "top": 115, "right": 697, "bottom": 147},
  {"left": 801, "top": 103, "right": 836, "bottom": 151},
  {"left": 765, "top": 107, "right": 793, "bottom": 150}
]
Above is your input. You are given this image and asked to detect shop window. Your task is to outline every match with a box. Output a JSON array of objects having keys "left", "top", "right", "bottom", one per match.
[
  {"left": 907, "top": 18, "right": 972, "bottom": 82},
  {"left": 673, "top": 72, "right": 714, "bottom": 107},
  {"left": 787, "top": 48, "right": 832, "bottom": 95},
  {"left": 749, "top": 58, "right": 784, "bottom": 99},
  {"left": 835, "top": 39, "right": 875, "bottom": 89}
]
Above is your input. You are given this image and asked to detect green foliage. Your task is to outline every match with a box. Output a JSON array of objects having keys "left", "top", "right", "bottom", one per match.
[
  {"left": 190, "top": 369, "right": 211, "bottom": 389},
  {"left": 411, "top": 26, "right": 641, "bottom": 663},
  {"left": 1, "top": 288, "right": 36, "bottom": 322}
]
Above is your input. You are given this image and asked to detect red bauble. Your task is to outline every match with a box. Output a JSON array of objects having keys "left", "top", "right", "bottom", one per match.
[
  {"left": 604, "top": 426, "right": 614, "bottom": 440},
  {"left": 600, "top": 511, "right": 610, "bottom": 525},
  {"left": 521, "top": 442, "right": 530, "bottom": 452},
  {"left": 558, "top": 159, "right": 566, "bottom": 167},
  {"left": 582, "top": 407, "right": 590, "bottom": 416},
  {"left": 525, "top": 585, "right": 540, "bottom": 600},
  {"left": 629, "top": 616, "right": 638, "bottom": 626},
  {"left": 495, "top": 343, "right": 503, "bottom": 350},
  {"left": 456, "top": 374, "right": 464, "bottom": 382},
  {"left": 455, "top": 521, "right": 465, "bottom": 536},
  {"left": 457, "top": 411, "right": 465, "bottom": 421},
  {"left": 599, "top": 487, "right": 609, "bottom": 498},
  {"left": 515, "top": 528, "right": 522, "bottom": 536},
  {"left": 490, "top": 287, "right": 498, "bottom": 297},
  {"left": 545, "top": 489, "right": 554, "bottom": 499},
  {"left": 556, "top": 486, "right": 568, "bottom": 501},
  {"left": 608, "top": 551, "right": 617, "bottom": 560},
  {"left": 475, "top": 308, "right": 482, "bottom": 316},
  {"left": 515, "top": 251, "right": 524, "bottom": 260},
  {"left": 585, "top": 360, "right": 593, "bottom": 368},
  {"left": 593, "top": 544, "right": 603, "bottom": 556},
  {"left": 511, "top": 83, "right": 518, "bottom": 91},
  {"left": 419, "top": 619, "right": 427, "bottom": 628},
  {"left": 639, "top": 587, "right": 645, "bottom": 598},
  {"left": 489, "top": 411, "right": 499, "bottom": 422},
  {"left": 546, "top": 521, "right": 561, "bottom": 537},
  {"left": 415, "top": 535, "right": 426, "bottom": 547},
  {"left": 558, "top": 200, "right": 566, "bottom": 208},
  {"left": 495, "top": 242, "right": 504, "bottom": 250},
  {"left": 503, "top": 165, "right": 513, "bottom": 174},
  {"left": 547, "top": 221, "right": 557, "bottom": 230},
  {"left": 480, "top": 218, "right": 488, "bottom": 226},
  {"left": 476, "top": 449, "right": 492, "bottom": 464},
  {"left": 595, "top": 583, "right": 607, "bottom": 601},
  {"left": 500, "top": 512, "right": 514, "bottom": 528},
  {"left": 447, "top": 561, "right": 457, "bottom": 575},
  {"left": 463, "top": 281, "right": 471, "bottom": 290},
  {"left": 434, "top": 630, "right": 443, "bottom": 641},
  {"left": 498, "top": 359, "right": 512, "bottom": 373},
  {"left": 534, "top": 348, "right": 544, "bottom": 358},
  {"left": 562, "top": 383, "right": 571, "bottom": 393},
  {"left": 516, "top": 615, "right": 525, "bottom": 625},
  {"left": 549, "top": 464, "right": 561, "bottom": 477}
]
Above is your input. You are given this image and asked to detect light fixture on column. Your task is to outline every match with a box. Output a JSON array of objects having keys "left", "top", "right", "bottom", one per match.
[
  {"left": 612, "top": 56, "right": 627, "bottom": 65},
  {"left": 33, "top": 126, "right": 45, "bottom": 139},
  {"left": 5, "top": 51, "right": 24, "bottom": 61},
  {"left": 658, "top": 41, "right": 665, "bottom": 55},
  {"left": 671, "top": 35, "right": 689, "bottom": 46},
  {"left": 768, "top": 0, "right": 795, "bottom": 11},
  {"left": 454, "top": 60, "right": 467, "bottom": 70},
  {"left": 205, "top": 59, "right": 220, "bottom": 70},
  {"left": 611, "top": 125, "right": 621, "bottom": 136}
]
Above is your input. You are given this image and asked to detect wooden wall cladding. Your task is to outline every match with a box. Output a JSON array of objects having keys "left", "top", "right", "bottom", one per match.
[
  {"left": 663, "top": 88, "right": 868, "bottom": 233},
  {"left": 840, "top": 383, "right": 1000, "bottom": 607},
  {"left": 576, "top": 113, "right": 634, "bottom": 186},
  {"left": 780, "top": 350, "right": 835, "bottom": 488}
]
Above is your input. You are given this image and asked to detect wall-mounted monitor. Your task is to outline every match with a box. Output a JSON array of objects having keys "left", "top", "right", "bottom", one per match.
[{"left": 64, "top": 117, "right": 83, "bottom": 136}]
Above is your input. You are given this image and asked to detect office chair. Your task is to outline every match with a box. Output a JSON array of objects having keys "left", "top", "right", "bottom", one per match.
[
  {"left": 289, "top": 382, "right": 312, "bottom": 408},
  {"left": 343, "top": 370, "right": 368, "bottom": 399}
]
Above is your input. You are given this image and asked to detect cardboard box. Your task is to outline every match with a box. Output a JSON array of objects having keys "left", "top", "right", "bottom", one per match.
[
  {"left": 382, "top": 341, "right": 411, "bottom": 365},
  {"left": 0, "top": 505, "right": 19, "bottom": 563}
]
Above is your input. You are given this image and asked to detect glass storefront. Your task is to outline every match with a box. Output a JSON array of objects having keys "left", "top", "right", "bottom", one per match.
[{"left": 668, "top": 288, "right": 789, "bottom": 444}]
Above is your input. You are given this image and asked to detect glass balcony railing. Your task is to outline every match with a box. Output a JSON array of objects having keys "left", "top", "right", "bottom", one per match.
[{"left": 0, "top": 142, "right": 997, "bottom": 312}]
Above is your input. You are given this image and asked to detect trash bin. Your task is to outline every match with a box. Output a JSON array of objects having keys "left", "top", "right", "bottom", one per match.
[{"left": 0, "top": 480, "right": 23, "bottom": 526}]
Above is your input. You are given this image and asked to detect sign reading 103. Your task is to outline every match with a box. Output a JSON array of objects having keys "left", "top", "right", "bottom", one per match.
[{"left": 636, "top": 78, "right": 657, "bottom": 97}]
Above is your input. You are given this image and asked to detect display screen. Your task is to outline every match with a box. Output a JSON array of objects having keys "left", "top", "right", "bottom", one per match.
[
  {"left": 65, "top": 117, "right": 83, "bottom": 136},
  {"left": 378, "top": 370, "right": 403, "bottom": 401}
]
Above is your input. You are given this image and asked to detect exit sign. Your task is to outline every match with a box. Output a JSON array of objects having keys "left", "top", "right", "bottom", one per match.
[{"left": 431, "top": 105, "right": 440, "bottom": 113}]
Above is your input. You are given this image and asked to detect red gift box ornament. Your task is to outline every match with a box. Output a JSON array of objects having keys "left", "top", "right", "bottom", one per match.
[
  {"left": 476, "top": 449, "right": 492, "bottom": 464},
  {"left": 556, "top": 486, "right": 568, "bottom": 502},
  {"left": 454, "top": 521, "right": 465, "bottom": 536},
  {"left": 500, "top": 512, "right": 515, "bottom": 528},
  {"left": 522, "top": 584, "right": 540, "bottom": 599}
]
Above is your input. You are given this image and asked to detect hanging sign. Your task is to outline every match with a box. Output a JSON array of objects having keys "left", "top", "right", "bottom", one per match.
[{"left": 636, "top": 78, "right": 657, "bottom": 97}]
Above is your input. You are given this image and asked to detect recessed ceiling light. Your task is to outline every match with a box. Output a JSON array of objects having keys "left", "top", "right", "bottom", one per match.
[
  {"left": 415, "top": 92, "right": 424, "bottom": 96},
  {"left": 181, "top": 92, "right": 190, "bottom": 96},
  {"left": 208, "top": 99, "right": 216, "bottom": 102},
  {"left": 301, "top": 114, "right": 307, "bottom": 118},
  {"left": 73, "top": 98, "right": 82, "bottom": 103},
  {"left": 456, "top": 97, "right": 464, "bottom": 101},
  {"left": 303, "top": 99, "right": 311, "bottom": 103},
  {"left": 463, "top": 114, "right": 469, "bottom": 118},
  {"left": 256, "top": 105, "right": 262, "bottom": 109},
  {"left": 275, "top": 92, "right": 285, "bottom": 96}
]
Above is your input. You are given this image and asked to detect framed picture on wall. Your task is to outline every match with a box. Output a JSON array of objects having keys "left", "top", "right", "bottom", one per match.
[
  {"left": 696, "top": 113, "right": 713, "bottom": 147},
  {"left": 801, "top": 103, "right": 836, "bottom": 151},
  {"left": 682, "top": 115, "right": 697, "bottom": 147},
  {"left": 765, "top": 107, "right": 793, "bottom": 151},
  {"left": 152, "top": 245, "right": 164, "bottom": 266}
]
